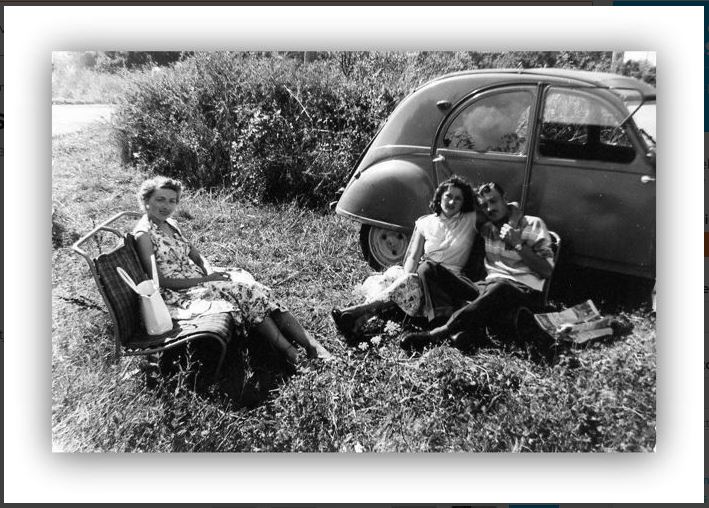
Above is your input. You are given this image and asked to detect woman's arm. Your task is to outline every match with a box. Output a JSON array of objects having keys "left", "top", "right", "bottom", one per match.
[
  {"left": 135, "top": 232, "right": 227, "bottom": 290},
  {"left": 167, "top": 219, "right": 212, "bottom": 274},
  {"left": 187, "top": 244, "right": 212, "bottom": 274},
  {"left": 403, "top": 227, "right": 425, "bottom": 273}
]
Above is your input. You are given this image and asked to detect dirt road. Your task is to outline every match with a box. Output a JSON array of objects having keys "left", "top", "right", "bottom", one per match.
[{"left": 52, "top": 104, "right": 115, "bottom": 136}]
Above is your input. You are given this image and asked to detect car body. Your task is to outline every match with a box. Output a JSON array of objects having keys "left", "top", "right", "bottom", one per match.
[{"left": 335, "top": 68, "right": 656, "bottom": 279}]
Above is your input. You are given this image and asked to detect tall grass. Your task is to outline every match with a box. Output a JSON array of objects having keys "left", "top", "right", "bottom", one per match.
[{"left": 52, "top": 125, "right": 655, "bottom": 452}]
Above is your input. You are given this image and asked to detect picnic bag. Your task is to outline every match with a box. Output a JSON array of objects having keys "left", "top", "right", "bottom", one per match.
[{"left": 116, "top": 254, "right": 173, "bottom": 335}]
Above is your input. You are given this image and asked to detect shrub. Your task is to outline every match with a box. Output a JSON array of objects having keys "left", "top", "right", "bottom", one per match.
[
  {"left": 96, "top": 51, "right": 188, "bottom": 73},
  {"left": 115, "top": 51, "right": 651, "bottom": 210},
  {"left": 115, "top": 52, "right": 405, "bottom": 208},
  {"left": 51, "top": 203, "right": 80, "bottom": 248}
]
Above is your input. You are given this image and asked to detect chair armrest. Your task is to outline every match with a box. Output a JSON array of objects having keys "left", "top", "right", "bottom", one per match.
[{"left": 71, "top": 211, "right": 143, "bottom": 261}]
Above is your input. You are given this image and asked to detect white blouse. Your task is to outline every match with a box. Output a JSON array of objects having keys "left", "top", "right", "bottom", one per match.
[{"left": 414, "top": 211, "right": 478, "bottom": 275}]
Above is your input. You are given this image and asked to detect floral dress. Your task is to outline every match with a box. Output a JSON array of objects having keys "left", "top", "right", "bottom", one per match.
[
  {"left": 133, "top": 215, "right": 286, "bottom": 328},
  {"left": 356, "top": 265, "right": 422, "bottom": 316}
]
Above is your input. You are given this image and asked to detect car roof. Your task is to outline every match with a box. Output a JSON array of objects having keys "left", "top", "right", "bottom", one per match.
[
  {"left": 429, "top": 68, "right": 655, "bottom": 99},
  {"left": 356, "top": 68, "right": 655, "bottom": 170}
]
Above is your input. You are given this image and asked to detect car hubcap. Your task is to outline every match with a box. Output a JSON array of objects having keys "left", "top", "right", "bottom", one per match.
[{"left": 368, "top": 227, "right": 410, "bottom": 267}]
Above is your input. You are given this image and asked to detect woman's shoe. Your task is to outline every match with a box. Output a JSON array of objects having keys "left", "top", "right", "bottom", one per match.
[
  {"left": 307, "top": 342, "right": 334, "bottom": 361},
  {"left": 284, "top": 352, "right": 311, "bottom": 374},
  {"left": 331, "top": 308, "right": 356, "bottom": 338}
]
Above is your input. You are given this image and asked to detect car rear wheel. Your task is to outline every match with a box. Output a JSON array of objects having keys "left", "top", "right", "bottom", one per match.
[{"left": 359, "top": 225, "right": 411, "bottom": 271}]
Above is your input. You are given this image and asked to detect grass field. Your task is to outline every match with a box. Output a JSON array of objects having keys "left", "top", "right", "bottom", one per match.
[{"left": 52, "top": 123, "right": 656, "bottom": 452}]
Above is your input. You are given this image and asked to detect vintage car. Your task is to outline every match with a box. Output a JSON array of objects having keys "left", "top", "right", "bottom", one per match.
[{"left": 335, "top": 68, "right": 656, "bottom": 280}]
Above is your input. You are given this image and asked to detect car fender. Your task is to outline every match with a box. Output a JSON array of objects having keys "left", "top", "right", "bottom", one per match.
[{"left": 335, "top": 156, "right": 436, "bottom": 232}]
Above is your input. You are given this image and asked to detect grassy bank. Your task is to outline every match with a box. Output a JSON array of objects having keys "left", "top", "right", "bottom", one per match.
[
  {"left": 52, "top": 124, "right": 655, "bottom": 452},
  {"left": 52, "top": 55, "right": 147, "bottom": 104}
]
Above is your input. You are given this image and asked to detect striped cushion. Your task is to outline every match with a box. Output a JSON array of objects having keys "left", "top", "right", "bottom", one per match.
[
  {"left": 95, "top": 236, "right": 147, "bottom": 344},
  {"left": 125, "top": 312, "right": 235, "bottom": 349}
]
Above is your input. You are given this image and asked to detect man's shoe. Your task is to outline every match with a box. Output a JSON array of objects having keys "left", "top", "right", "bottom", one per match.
[
  {"left": 400, "top": 331, "right": 435, "bottom": 352},
  {"left": 611, "top": 318, "right": 634, "bottom": 337},
  {"left": 450, "top": 331, "right": 474, "bottom": 352}
]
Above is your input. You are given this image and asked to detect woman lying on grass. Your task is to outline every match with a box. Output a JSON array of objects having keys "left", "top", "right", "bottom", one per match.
[
  {"left": 134, "top": 176, "right": 332, "bottom": 368},
  {"left": 332, "top": 175, "right": 484, "bottom": 344}
]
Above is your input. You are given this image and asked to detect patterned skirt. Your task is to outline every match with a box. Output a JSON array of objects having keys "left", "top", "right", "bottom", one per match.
[
  {"left": 355, "top": 265, "right": 423, "bottom": 317},
  {"left": 161, "top": 269, "right": 287, "bottom": 328}
]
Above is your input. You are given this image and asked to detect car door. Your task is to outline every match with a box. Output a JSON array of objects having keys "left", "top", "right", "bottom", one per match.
[
  {"left": 526, "top": 86, "right": 656, "bottom": 277},
  {"left": 432, "top": 84, "right": 540, "bottom": 205}
]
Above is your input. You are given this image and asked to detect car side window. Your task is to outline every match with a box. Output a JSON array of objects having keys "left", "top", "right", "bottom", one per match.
[
  {"left": 539, "top": 88, "right": 636, "bottom": 163},
  {"left": 442, "top": 90, "right": 533, "bottom": 154}
]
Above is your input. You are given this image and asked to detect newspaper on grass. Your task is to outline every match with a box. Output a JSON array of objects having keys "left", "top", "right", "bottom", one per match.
[{"left": 534, "top": 299, "right": 613, "bottom": 344}]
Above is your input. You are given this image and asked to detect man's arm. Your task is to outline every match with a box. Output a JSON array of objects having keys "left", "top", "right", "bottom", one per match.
[
  {"left": 515, "top": 242, "right": 553, "bottom": 279},
  {"left": 500, "top": 221, "right": 553, "bottom": 279}
]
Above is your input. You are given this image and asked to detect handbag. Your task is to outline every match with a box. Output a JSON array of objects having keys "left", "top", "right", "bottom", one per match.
[{"left": 116, "top": 254, "right": 173, "bottom": 335}]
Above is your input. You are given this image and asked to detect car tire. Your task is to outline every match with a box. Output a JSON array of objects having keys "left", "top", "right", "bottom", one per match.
[{"left": 359, "top": 224, "right": 411, "bottom": 271}]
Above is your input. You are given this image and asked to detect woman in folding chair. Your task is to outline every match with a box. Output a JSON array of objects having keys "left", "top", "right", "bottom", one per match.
[{"left": 133, "top": 176, "right": 331, "bottom": 368}]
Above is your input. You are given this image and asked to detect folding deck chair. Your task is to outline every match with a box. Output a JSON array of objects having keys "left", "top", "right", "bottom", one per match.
[{"left": 71, "top": 211, "right": 236, "bottom": 378}]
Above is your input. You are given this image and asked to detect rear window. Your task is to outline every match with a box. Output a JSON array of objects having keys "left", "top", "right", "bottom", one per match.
[
  {"left": 628, "top": 102, "right": 656, "bottom": 144},
  {"left": 539, "top": 88, "right": 636, "bottom": 164},
  {"left": 615, "top": 87, "right": 656, "bottom": 146}
]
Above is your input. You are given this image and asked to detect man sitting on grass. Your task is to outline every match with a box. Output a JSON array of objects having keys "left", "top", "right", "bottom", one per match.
[{"left": 400, "top": 181, "right": 555, "bottom": 352}]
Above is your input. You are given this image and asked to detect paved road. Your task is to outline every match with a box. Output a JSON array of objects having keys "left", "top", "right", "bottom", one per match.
[{"left": 52, "top": 104, "right": 115, "bottom": 136}]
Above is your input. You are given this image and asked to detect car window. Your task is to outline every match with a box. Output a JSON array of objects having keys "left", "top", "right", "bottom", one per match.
[
  {"left": 630, "top": 102, "right": 656, "bottom": 145},
  {"left": 442, "top": 90, "right": 533, "bottom": 154},
  {"left": 539, "top": 88, "right": 636, "bottom": 163}
]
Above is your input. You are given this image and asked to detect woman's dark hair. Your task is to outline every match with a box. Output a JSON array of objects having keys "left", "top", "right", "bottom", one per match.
[{"left": 429, "top": 175, "right": 476, "bottom": 215}]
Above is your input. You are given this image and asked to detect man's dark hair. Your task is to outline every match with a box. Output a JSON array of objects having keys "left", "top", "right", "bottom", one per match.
[
  {"left": 429, "top": 175, "right": 476, "bottom": 215},
  {"left": 476, "top": 181, "right": 505, "bottom": 198}
]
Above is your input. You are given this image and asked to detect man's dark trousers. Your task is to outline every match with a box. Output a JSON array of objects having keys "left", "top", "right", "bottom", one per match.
[{"left": 417, "top": 260, "right": 540, "bottom": 336}]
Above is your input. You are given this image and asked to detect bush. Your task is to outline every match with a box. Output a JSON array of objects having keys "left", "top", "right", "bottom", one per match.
[
  {"left": 96, "top": 51, "right": 187, "bottom": 73},
  {"left": 115, "top": 51, "right": 652, "bottom": 210},
  {"left": 115, "top": 52, "right": 405, "bottom": 208}
]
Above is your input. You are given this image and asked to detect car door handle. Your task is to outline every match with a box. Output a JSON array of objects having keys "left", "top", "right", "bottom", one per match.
[
  {"left": 432, "top": 154, "right": 446, "bottom": 163},
  {"left": 640, "top": 175, "right": 655, "bottom": 184}
]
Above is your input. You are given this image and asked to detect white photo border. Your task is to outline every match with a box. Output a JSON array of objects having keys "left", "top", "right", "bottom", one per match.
[{"left": 7, "top": 4, "right": 702, "bottom": 503}]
